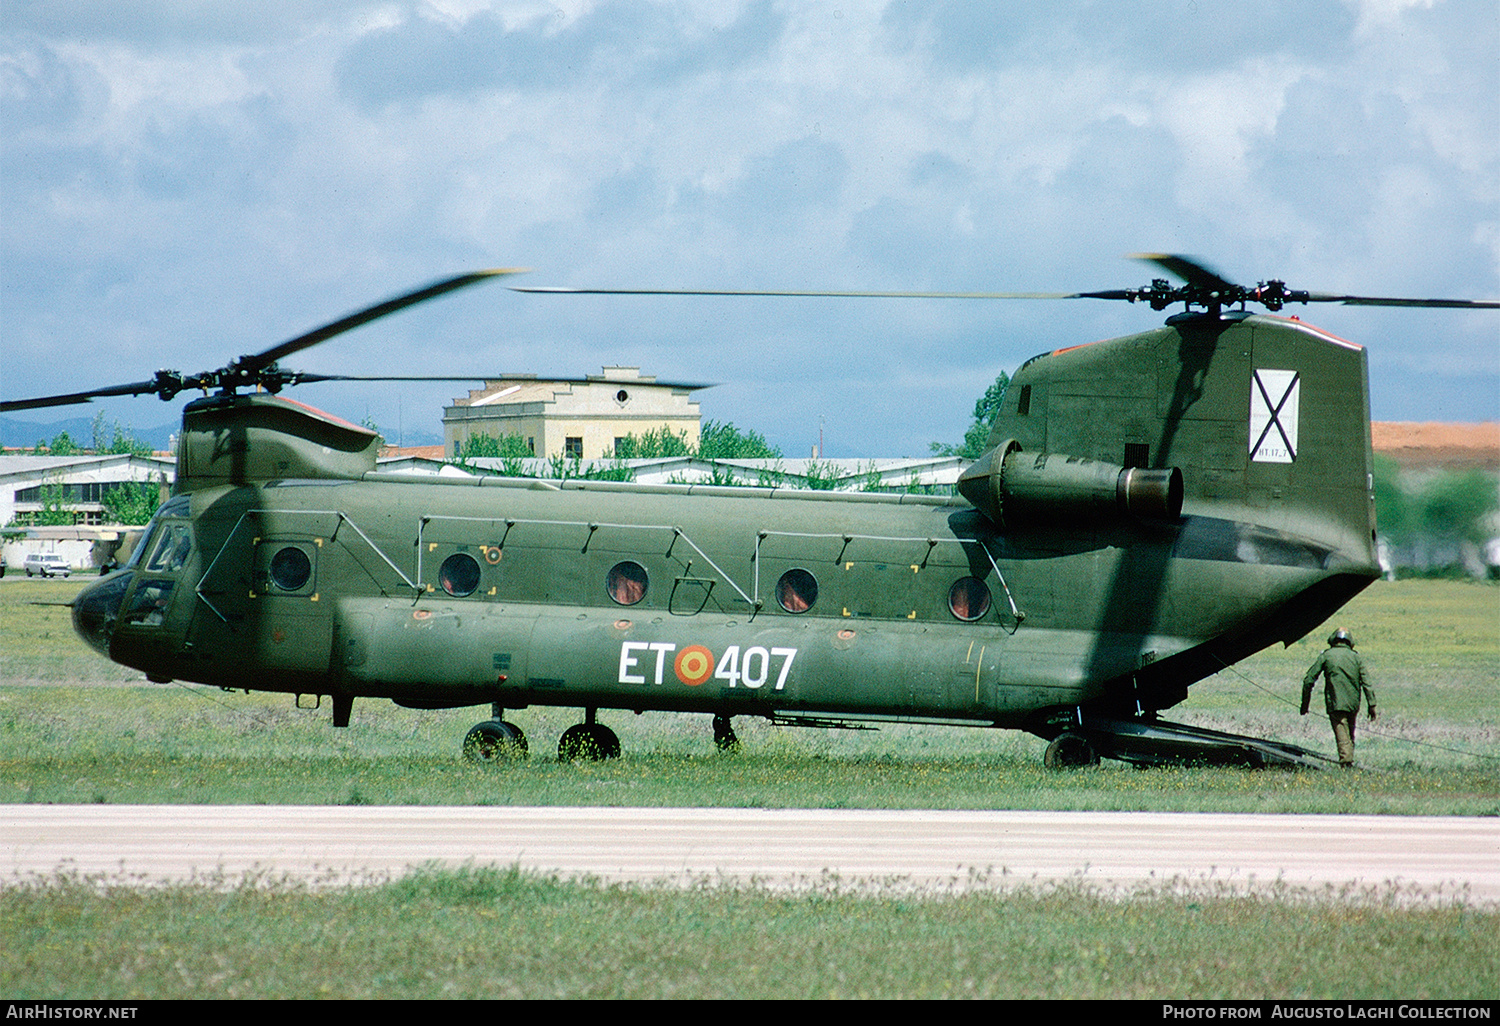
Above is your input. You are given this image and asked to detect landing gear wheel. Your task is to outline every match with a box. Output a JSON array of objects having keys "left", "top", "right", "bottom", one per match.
[
  {"left": 1044, "top": 733, "right": 1100, "bottom": 769},
  {"left": 558, "top": 722, "right": 621, "bottom": 762},
  {"left": 712, "top": 714, "right": 740, "bottom": 753},
  {"left": 462, "top": 719, "right": 529, "bottom": 763}
]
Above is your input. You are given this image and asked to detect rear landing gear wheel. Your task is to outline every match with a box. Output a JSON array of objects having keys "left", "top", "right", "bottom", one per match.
[
  {"left": 1044, "top": 733, "right": 1100, "bottom": 769},
  {"left": 558, "top": 722, "right": 621, "bottom": 762},
  {"left": 462, "top": 720, "right": 528, "bottom": 763}
]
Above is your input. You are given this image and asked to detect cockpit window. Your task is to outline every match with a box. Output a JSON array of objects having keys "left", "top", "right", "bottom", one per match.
[
  {"left": 143, "top": 524, "right": 193, "bottom": 573},
  {"left": 126, "top": 497, "right": 190, "bottom": 571},
  {"left": 125, "top": 579, "right": 175, "bottom": 627}
]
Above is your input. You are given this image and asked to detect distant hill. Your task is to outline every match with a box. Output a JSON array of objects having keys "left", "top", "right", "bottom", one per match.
[{"left": 0, "top": 414, "right": 179, "bottom": 453}]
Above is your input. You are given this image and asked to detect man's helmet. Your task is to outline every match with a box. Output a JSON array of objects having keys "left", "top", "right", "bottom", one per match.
[{"left": 1328, "top": 628, "right": 1354, "bottom": 648}]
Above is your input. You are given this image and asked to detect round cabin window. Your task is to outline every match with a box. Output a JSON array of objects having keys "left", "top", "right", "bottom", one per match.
[
  {"left": 948, "top": 577, "right": 992, "bottom": 622},
  {"left": 776, "top": 568, "right": 818, "bottom": 613},
  {"left": 439, "top": 552, "right": 482, "bottom": 598},
  {"left": 607, "top": 561, "right": 648, "bottom": 606},
  {"left": 269, "top": 547, "right": 312, "bottom": 591}
]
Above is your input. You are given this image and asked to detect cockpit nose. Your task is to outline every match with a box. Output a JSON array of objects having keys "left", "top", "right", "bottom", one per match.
[{"left": 72, "top": 572, "right": 133, "bottom": 657}]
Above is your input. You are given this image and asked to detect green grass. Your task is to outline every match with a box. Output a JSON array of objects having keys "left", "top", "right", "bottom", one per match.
[
  {"left": 1, "top": 697, "right": 1497, "bottom": 812},
  {"left": 3, "top": 866, "right": 1495, "bottom": 1000},
  {"left": 0, "top": 578, "right": 140, "bottom": 683}
]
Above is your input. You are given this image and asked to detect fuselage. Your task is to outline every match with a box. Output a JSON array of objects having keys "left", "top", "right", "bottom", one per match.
[{"left": 72, "top": 311, "right": 1382, "bottom": 739}]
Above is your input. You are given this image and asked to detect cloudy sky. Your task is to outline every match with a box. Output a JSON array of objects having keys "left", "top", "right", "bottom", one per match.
[{"left": 3, "top": 0, "right": 1496, "bottom": 457}]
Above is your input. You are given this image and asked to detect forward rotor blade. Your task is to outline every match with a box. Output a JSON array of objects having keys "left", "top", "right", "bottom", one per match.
[
  {"left": 1130, "top": 253, "right": 1238, "bottom": 292},
  {"left": 247, "top": 269, "right": 526, "bottom": 373},
  {"left": 287, "top": 373, "right": 551, "bottom": 384},
  {"left": 2, "top": 269, "right": 525, "bottom": 413},
  {"left": 0, "top": 380, "right": 167, "bottom": 414}
]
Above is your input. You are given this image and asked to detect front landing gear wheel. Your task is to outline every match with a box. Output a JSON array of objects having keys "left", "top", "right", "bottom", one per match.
[
  {"left": 1044, "top": 733, "right": 1100, "bottom": 769},
  {"left": 462, "top": 720, "right": 529, "bottom": 763},
  {"left": 712, "top": 714, "right": 740, "bottom": 753},
  {"left": 558, "top": 722, "right": 621, "bottom": 762}
]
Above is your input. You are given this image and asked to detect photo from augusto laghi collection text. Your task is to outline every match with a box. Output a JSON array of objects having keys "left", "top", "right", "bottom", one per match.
[{"left": 1162, "top": 1005, "right": 1493, "bottom": 1020}]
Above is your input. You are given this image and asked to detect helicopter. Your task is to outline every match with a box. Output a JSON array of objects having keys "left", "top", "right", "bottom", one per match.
[{"left": 6, "top": 256, "right": 1495, "bottom": 768}]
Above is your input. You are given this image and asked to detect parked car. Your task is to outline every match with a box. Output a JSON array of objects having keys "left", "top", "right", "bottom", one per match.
[{"left": 23, "top": 553, "right": 72, "bottom": 578}]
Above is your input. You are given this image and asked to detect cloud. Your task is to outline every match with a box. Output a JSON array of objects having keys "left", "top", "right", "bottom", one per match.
[
  {"left": 336, "top": 0, "right": 783, "bottom": 107},
  {"left": 1, "top": 0, "right": 1495, "bottom": 457}
]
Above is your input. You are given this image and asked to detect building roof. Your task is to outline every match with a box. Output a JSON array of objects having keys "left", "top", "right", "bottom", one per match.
[
  {"left": 452, "top": 367, "right": 713, "bottom": 408},
  {"left": 0, "top": 453, "right": 175, "bottom": 481}
]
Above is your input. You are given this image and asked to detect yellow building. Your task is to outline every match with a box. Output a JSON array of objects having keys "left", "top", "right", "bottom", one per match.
[{"left": 443, "top": 367, "right": 709, "bottom": 460}]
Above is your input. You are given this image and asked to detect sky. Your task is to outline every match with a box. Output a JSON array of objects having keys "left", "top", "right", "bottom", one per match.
[{"left": 2, "top": 0, "right": 1497, "bottom": 458}]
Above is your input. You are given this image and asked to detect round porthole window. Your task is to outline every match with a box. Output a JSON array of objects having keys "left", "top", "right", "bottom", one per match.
[
  {"left": 607, "top": 560, "right": 648, "bottom": 605},
  {"left": 439, "top": 552, "right": 482, "bottom": 597},
  {"left": 269, "top": 547, "right": 312, "bottom": 591},
  {"left": 776, "top": 568, "right": 818, "bottom": 613},
  {"left": 948, "top": 577, "right": 992, "bottom": 622}
]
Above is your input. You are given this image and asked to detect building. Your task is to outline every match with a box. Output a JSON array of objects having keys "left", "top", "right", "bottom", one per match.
[
  {"left": 0, "top": 453, "right": 175, "bottom": 573},
  {"left": 0, "top": 454, "right": 175, "bottom": 528},
  {"left": 443, "top": 367, "right": 710, "bottom": 460}
]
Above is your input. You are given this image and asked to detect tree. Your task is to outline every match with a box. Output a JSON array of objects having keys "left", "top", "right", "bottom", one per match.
[
  {"left": 930, "top": 371, "right": 1010, "bottom": 459},
  {"left": 613, "top": 426, "right": 693, "bottom": 459},
  {"left": 1418, "top": 470, "right": 1498, "bottom": 545},
  {"left": 454, "top": 433, "right": 536, "bottom": 477},
  {"left": 1371, "top": 455, "right": 1411, "bottom": 544},
  {"left": 457, "top": 433, "right": 534, "bottom": 460},
  {"left": 697, "top": 420, "right": 782, "bottom": 459},
  {"left": 614, "top": 420, "right": 783, "bottom": 460},
  {"left": 101, "top": 480, "right": 164, "bottom": 525},
  {"left": 43, "top": 431, "right": 79, "bottom": 456}
]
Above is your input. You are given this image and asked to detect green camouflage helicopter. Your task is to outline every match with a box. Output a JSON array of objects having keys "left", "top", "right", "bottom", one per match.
[{"left": 7, "top": 256, "right": 1494, "bottom": 768}]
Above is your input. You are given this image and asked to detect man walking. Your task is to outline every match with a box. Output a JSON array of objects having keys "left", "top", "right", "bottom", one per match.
[{"left": 1302, "top": 628, "right": 1377, "bottom": 767}]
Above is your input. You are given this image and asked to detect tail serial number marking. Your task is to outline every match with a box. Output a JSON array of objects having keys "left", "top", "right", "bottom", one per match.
[{"left": 619, "top": 641, "right": 797, "bottom": 690}]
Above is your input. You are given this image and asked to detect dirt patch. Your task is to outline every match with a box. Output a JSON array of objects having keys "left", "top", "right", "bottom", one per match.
[{"left": 1372, "top": 422, "right": 1499, "bottom": 471}]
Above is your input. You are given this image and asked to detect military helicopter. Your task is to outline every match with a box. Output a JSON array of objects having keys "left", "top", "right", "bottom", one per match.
[{"left": 6, "top": 256, "right": 1494, "bottom": 768}]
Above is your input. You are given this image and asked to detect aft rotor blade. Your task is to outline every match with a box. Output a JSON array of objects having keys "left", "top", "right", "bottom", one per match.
[
  {"left": 1302, "top": 293, "right": 1500, "bottom": 309},
  {"left": 514, "top": 286, "right": 1099, "bottom": 300},
  {"left": 247, "top": 269, "right": 526, "bottom": 373}
]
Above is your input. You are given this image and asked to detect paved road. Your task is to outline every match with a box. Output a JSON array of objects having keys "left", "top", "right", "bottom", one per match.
[{"left": 5, "top": 806, "right": 1496, "bottom": 902}]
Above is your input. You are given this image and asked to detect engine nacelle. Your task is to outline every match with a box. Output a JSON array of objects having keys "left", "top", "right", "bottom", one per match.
[
  {"left": 176, "top": 393, "right": 381, "bottom": 490},
  {"left": 957, "top": 439, "right": 1182, "bottom": 529}
]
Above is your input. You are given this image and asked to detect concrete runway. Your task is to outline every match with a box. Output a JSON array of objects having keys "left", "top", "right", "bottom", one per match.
[{"left": 4, "top": 805, "right": 1497, "bottom": 902}]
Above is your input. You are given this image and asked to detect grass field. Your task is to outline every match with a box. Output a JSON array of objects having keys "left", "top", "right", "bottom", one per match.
[
  {"left": 4, "top": 867, "right": 1496, "bottom": 1000},
  {"left": 1, "top": 576, "right": 1495, "bottom": 811},
  {"left": 2, "top": 576, "right": 1496, "bottom": 999}
]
